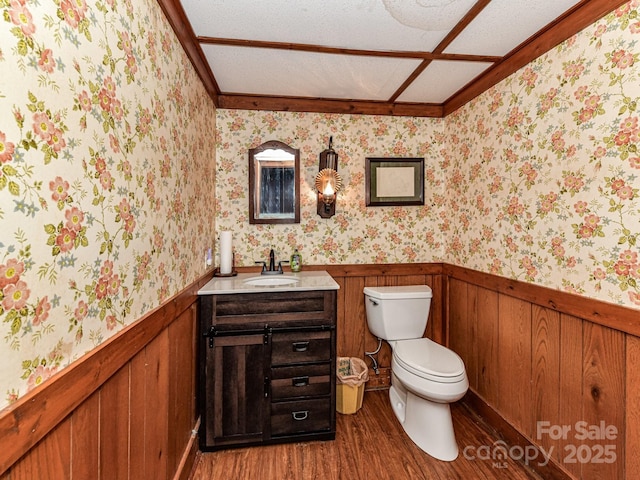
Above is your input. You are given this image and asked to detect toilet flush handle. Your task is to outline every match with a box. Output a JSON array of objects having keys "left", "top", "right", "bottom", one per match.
[{"left": 368, "top": 298, "right": 378, "bottom": 306}]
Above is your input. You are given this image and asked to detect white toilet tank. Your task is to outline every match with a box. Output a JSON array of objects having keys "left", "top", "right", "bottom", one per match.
[{"left": 364, "top": 285, "right": 432, "bottom": 340}]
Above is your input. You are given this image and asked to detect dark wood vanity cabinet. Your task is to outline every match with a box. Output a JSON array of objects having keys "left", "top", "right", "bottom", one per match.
[{"left": 198, "top": 289, "right": 337, "bottom": 450}]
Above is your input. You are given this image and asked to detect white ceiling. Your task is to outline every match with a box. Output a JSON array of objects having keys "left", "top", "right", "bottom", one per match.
[{"left": 172, "top": 0, "right": 609, "bottom": 113}]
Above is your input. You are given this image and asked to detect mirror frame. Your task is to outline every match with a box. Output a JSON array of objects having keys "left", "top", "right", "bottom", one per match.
[{"left": 248, "top": 140, "right": 300, "bottom": 224}]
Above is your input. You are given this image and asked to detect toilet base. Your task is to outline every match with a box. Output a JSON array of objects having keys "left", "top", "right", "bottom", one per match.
[{"left": 389, "top": 385, "right": 459, "bottom": 461}]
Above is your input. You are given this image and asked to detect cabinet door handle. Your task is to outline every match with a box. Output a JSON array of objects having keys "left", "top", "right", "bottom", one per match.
[
  {"left": 292, "top": 376, "right": 309, "bottom": 387},
  {"left": 292, "top": 410, "right": 309, "bottom": 421},
  {"left": 292, "top": 341, "right": 309, "bottom": 352}
]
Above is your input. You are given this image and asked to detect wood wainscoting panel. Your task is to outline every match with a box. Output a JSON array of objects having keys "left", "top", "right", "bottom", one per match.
[
  {"left": 7, "top": 419, "right": 71, "bottom": 480},
  {"left": 334, "top": 275, "right": 346, "bottom": 357},
  {"left": 340, "top": 276, "right": 365, "bottom": 359},
  {"left": 143, "top": 328, "right": 171, "bottom": 480},
  {"left": 446, "top": 265, "right": 639, "bottom": 480},
  {"left": 99, "top": 365, "right": 130, "bottom": 480},
  {"left": 465, "top": 283, "right": 479, "bottom": 389},
  {"left": 130, "top": 343, "right": 148, "bottom": 480},
  {"left": 580, "top": 322, "right": 625, "bottom": 480},
  {"left": 70, "top": 392, "right": 100, "bottom": 479},
  {"left": 168, "top": 306, "right": 198, "bottom": 475},
  {"left": 449, "top": 279, "right": 476, "bottom": 389},
  {"left": 497, "top": 294, "right": 532, "bottom": 436},
  {"left": 557, "top": 314, "right": 584, "bottom": 479},
  {"left": 424, "top": 274, "right": 444, "bottom": 344},
  {"left": 475, "top": 287, "right": 499, "bottom": 406},
  {"left": 532, "top": 306, "right": 561, "bottom": 458},
  {"left": 626, "top": 335, "right": 640, "bottom": 476}
]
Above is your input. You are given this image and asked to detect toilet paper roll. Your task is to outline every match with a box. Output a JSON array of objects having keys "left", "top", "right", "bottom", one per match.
[{"left": 219, "top": 231, "right": 233, "bottom": 274}]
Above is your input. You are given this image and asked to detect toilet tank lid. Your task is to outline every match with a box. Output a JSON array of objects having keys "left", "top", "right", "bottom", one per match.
[{"left": 363, "top": 285, "right": 432, "bottom": 299}]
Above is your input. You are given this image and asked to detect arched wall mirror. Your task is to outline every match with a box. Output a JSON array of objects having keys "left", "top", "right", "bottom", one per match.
[{"left": 248, "top": 140, "right": 300, "bottom": 224}]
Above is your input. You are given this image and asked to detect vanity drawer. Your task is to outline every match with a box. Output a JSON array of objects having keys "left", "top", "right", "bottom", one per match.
[
  {"left": 271, "top": 330, "right": 331, "bottom": 365},
  {"left": 270, "top": 398, "right": 331, "bottom": 436},
  {"left": 270, "top": 364, "right": 331, "bottom": 400}
]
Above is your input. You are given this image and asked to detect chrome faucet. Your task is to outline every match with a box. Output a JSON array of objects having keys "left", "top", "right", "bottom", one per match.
[{"left": 255, "top": 249, "right": 289, "bottom": 275}]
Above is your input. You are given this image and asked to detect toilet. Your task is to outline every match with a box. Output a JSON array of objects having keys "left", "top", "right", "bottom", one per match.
[{"left": 364, "top": 285, "right": 468, "bottom": 461}]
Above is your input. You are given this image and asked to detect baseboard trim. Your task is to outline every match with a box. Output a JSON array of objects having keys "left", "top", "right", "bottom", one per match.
[{"left": 175, "top": 417, "right": 201, "bottom": 480}]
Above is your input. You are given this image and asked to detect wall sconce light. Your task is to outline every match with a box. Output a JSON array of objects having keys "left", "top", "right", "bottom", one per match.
[{"left": 316, "top": 136, "right": 343, "bottom": 218}]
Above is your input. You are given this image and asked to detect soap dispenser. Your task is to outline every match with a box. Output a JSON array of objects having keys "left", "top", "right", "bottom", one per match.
[{"left": 290, "top": 248, "right": 302, "bottom": 272}]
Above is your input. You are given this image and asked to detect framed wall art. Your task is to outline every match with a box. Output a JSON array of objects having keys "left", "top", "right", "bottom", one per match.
[{"left": 365, "top": 157, "right": 425, "bottom": 206}]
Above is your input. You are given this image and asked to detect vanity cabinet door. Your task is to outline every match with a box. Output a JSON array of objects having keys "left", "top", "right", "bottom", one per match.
[{"left": 200, "top": 333, "right": 268, "bottom": 449}]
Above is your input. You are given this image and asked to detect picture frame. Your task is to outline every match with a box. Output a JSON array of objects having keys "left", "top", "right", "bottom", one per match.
[{"left": 365, "top": 157, "right": 425, "bottom": 206}]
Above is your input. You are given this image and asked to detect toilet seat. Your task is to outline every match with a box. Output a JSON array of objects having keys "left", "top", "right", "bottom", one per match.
[{"left": 393, "top": 338, "right": 466, "bottom": 384}]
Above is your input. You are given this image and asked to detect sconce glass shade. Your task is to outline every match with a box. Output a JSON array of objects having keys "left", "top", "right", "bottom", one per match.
[
  {"left": 315, "top": 168, "right": 343, "bottom": 204},
  {"left": 322, "top": 181, "right": 335, "bottom": 204},
  {"left": 325, "top": 149, "right": 338, "bottom": 171}
]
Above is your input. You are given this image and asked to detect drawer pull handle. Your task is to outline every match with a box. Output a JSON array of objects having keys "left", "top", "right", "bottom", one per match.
[
  {"left": 292, "top": 410, "right": 309, "bottom": 421},
  {"left": 292, "top": 341, "right": 309, "bottom": 352},
  {"left": 292, "top": 376, "right": 309, "bottom": 387}
]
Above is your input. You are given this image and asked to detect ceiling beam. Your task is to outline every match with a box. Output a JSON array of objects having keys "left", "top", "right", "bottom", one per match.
[
  {"left": 218, "top": 94, "right": 444, "bottom": 118},
  {"left": 197, "top": 36, "right": 501, "bottom": 63},
  {"left": 433, "top": 0, "right": 493, "bottom": 54}
]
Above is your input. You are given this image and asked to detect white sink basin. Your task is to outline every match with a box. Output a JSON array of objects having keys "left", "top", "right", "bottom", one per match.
[{"left": 243, "top": 276, "right": 299, "bottom": 286}]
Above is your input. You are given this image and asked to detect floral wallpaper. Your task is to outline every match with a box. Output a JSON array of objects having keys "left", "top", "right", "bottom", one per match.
[
  {"left": 445, "top": 1, "right": 640, "bottom": 308},
  {"left": 0, "top": 0, "right": 216, "bottom": 411},
  {"left": 216, "top": 1, "right": 640, "bottom": 310},
  {"left": 2, "top": 0, "right": 638, "bottom": 416},
  {"left": 215, "top": 111, "right": 446, "bottom": 267}
]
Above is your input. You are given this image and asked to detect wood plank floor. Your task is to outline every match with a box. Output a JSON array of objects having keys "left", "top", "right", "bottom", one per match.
[{"left": 189, "top": 390, "right": 542, "bottom": 480}]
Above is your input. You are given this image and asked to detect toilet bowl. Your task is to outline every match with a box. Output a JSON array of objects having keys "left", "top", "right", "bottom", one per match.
[
  {"left": 390, "top": 338, "right": 468, "bottom": 461},
  {"left": 364, "top": 285, "right": 469, "bottom": 461}
]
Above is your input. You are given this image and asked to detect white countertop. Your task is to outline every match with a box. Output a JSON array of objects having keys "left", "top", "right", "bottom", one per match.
[{"left": 198, "top": 270, "right": 340, "bottom": 295}]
